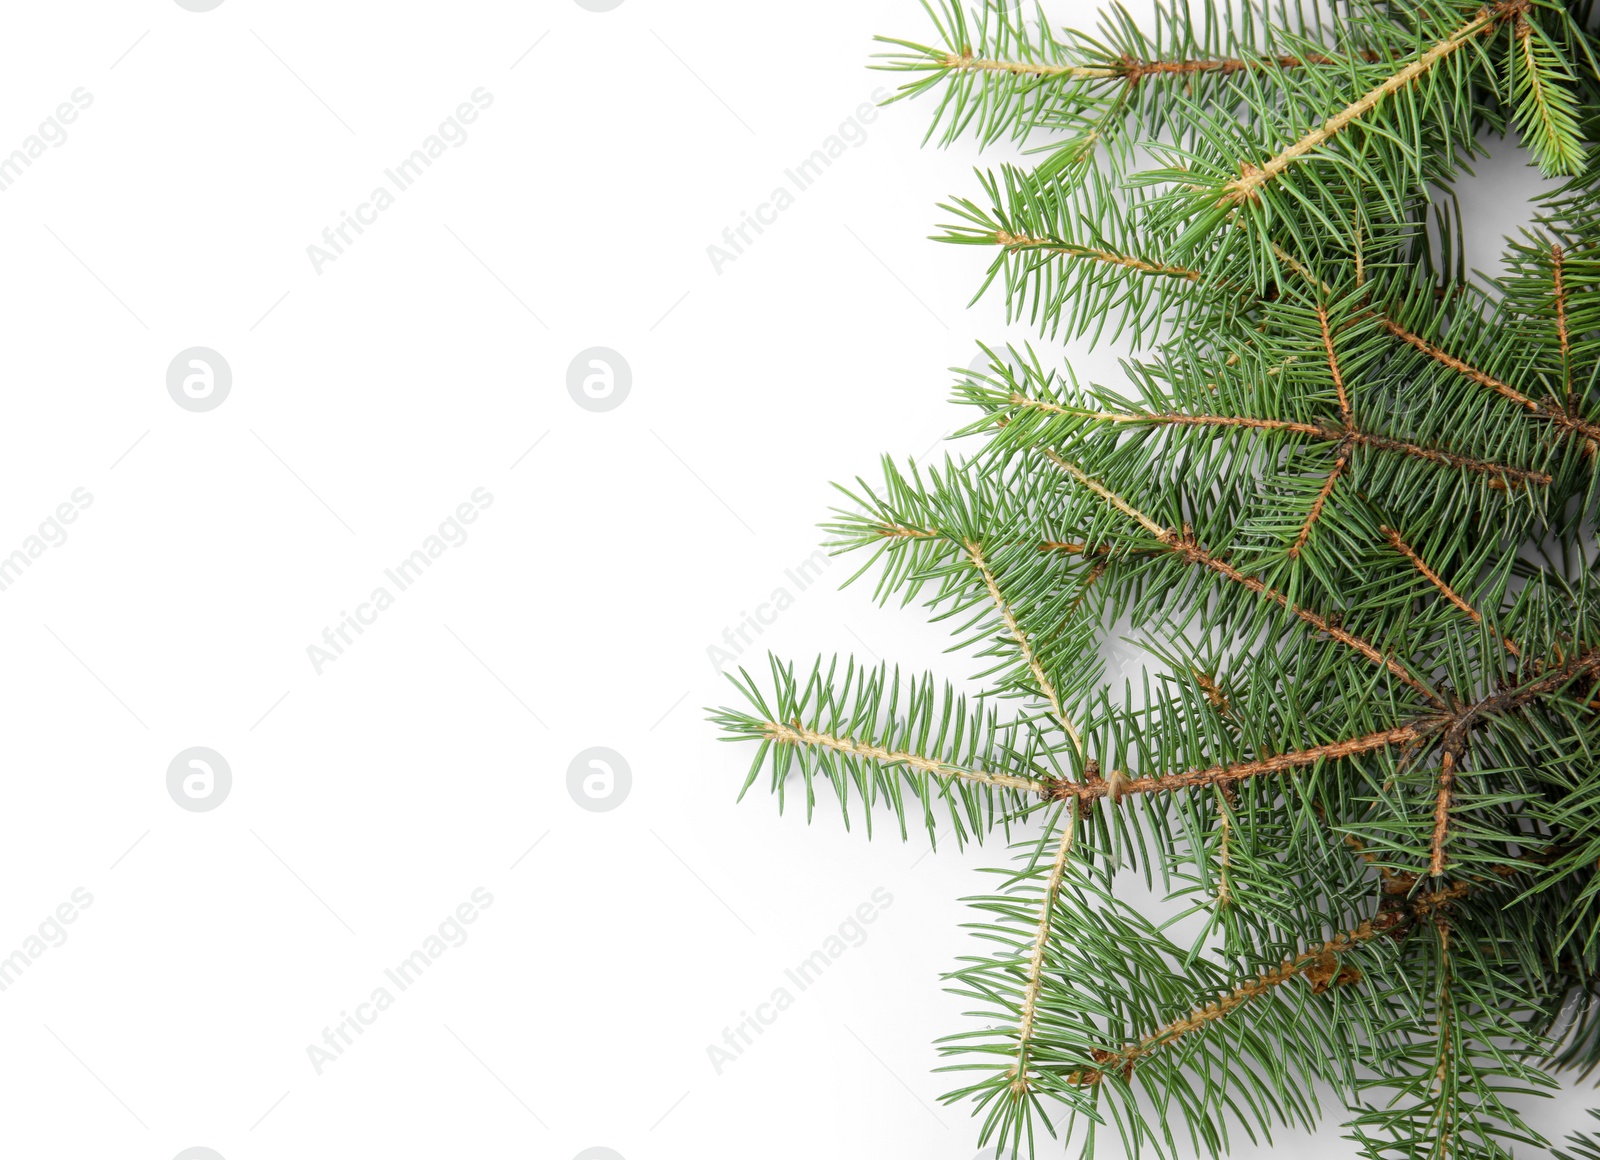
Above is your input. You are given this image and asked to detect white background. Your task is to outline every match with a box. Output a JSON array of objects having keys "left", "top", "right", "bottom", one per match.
[{"left": 0, "top": 2, "right": 1583, "bottom": 1158}]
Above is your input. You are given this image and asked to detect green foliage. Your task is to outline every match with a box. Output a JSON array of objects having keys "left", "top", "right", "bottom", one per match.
[
  {"left": 711, "top": 653, "right": 1049, "bottom": 847},
  {"left": 712, "top": 0, "right": 1600, "bottom": 1155},
  {"left": 1558, "top": 1110, "right": 1600, "bottom": 1160}
]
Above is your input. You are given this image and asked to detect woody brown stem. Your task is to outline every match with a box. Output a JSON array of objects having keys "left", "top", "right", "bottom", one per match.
[
  {"left": 1119, "top": 50, "right": 1383, "bottom": 79},
  {"left": 1431, "top": 746, "right": 1458, "bottom": 877},
  {"left": 1012, "top": 811, "right": 1078, "bottom": 1094},
  {"left": 1070, "top": 560, "right": 1107, "bottom": 617},
  {"left": 1046, "top": 451, "right": 1168, "bottom": 537},
  {"left": 1009, "top": 396, "right": 1549, "bottom": 486},
  {"left": 1044, "top": 654, "right": 1598, "bottom": 837},
  {"left": 1350, "top": 430, "right": 1549, "bottom": 487},
  {"left": 1454, "top": 647, "right": 1600, "bottom": 723},
  {"left": 1071, "top": 878, "right": 1477, "bottom": 1087},
  {"left": 1428, "top": 649, "right": 1600, "bottom": 876},
  {"left": 1554, "top": 243, "right": 1574, "bottom": 415},
  {"left": 1219, "top": 5, "right": 1514, "bottom": 205},
  {"left": 967, "top": 541, "right": 1085, "bottom": 754},
  {"left": 1050, "top": 722, "right": 1437, "bottom": 803},
  {"left": 763, "top": 659, "right": 1595, "bottom": 811},
  {"left": 1319, "top": 303, "right": 1352, "bottom": 424},
  {"left": 1290, "top": 449, "right": 1347, "bottom": 558},
  {"left": 863, "top": 523, "right": 1156, "bottom": 559},
  {"left": 762, "top": 652, "right": 1599, "bottom": 887},
  {"left": 937, "top": 50, "right": 1382, "bottom": 82},
  {"left": 1046, "top": 451, "right": 1445, "bottom": 703},
  {"left": 1273, "top": 242, "right": 1329, "bottom": 293},
  {"left": 1383, "top": 527, "right": 1519, "bottom": 657},
  {"left": 1382, "top": 316, "right": 1600, "bottom": 444},
  {"left": 1382, "top": 317, "right": 1536, "bottom": 407},
  {"left": 991, "top": 232, "right": 1203, "bottom": 281},
  {"left": 1071, "top": 909, "right": 1411, "bottom": 1084},
  {"left": 938, "top": 52, "right": 1115, "bottom": 79},
  {"left": 761, "top": 721, "right": 1052, "bottom": 794},
  {"left": 1017, "top": 396, "right": 1329, "bottom": 437},
  {"left": 1434, "top": 920, "right": 1455, "bottom": 1139},
  {"left": 1193, "top": 669, "right": 1232, "bottom": 717}
]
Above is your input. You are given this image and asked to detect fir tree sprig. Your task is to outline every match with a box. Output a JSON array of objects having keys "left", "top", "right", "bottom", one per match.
[{"left": 713, "top": 0, "right": 1600, "bottom": 1154}]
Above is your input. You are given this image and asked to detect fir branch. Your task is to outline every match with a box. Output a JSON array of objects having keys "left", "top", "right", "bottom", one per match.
[
  {"left": 1383, "top": 526, "right": 1520, "bottom": 657},
  {"left": 937, "top": 50, "right": 1113, "bottom": 79},
  {"left": 1381, "top": 314, "right": 1600, "bottom": 444},
  {"left": 1454, "top": 645, "right": 1600, "bottom": 721},
  {"left": 1214, "top": 794, "right": 1234, "bottom": 908},
  {"left": 1509, "top": 14, "right": 1586, "bottom": 176},
  {"left": 1555, "top": 241, "right": 1574, "bottom": 413},
  {"left": 967, "top": 539, "right": 1085, "bottom": 753},
  {"left": 1219, "top": 3, "right": 1519, "bottom": 207},
  {"left": 721, "top": 1, "right": 1600, "bottom": 1152},
  {"left": 1430, "top": 745, "right": 1460, "bottom": 878},
  {"left": 1016, "top": 394, "right": 1331, "bottom": 437},
  {"left": 1012, "top": 809, "right": 1079, "bottom": 1095},
  {"left": 991, "top": 229, "right": 1203, "bottom": 281},
  {"left": 1319, "top": 302, "right": 1353, "bottom": 426},
  {"left": 1002, "top": 394, "right": 1552, "bottom": 487},
  {"left": 1068, "top": 908, "right": 1409, "bottom": 1086},
  {"left": 1049, "top": 722, "right": 1437, "bottom": 803},
  {"left": 1285, "top": 304, "right": 1355, "bottom": 556},
  {"left": 937, "top": 166, "right": 1245, "bottom": 342},
  {"left": 1290, "top": 447, "right": 1348, "bottom": 558},
  {"left": 1116, "top": 51, "right": 1382, "bottom": 77},
  {"left": 1043, "top": 448, "right": 1167, "bottom": 537},
  {"left": 875, "top": 521, "right": 940, "bottom": 540},
  {"left": 1046, "top": 451, "right": 1447, "bottom": 703},
  {"left": 714, "top": 656, "right": 1053, "bottom": 847},
  {"left": 1347, "top": 430, "right": 1551, "bottom": 487},
  {"left": 761, "top": 719, "right": 1053, "bottom": 795},
  {"left": 935, "top": 47, "right": 1384, "bottom": 83}
]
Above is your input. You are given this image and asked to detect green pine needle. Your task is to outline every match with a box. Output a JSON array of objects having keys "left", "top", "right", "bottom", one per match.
[{"left": 712, "top": 0, "right": 1600, "bottom": 1155}]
